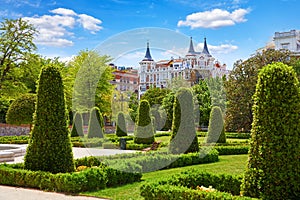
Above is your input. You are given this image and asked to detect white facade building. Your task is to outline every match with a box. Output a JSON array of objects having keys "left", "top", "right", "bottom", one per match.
[
  {"left": 138, "top": 38, "right": 228, "bottom": 97},
  {"left": 274, "top": 30, "right": 300, "bottom": 56}
]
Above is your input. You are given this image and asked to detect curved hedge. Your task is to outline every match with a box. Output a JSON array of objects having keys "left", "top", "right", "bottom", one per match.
[
  {"left": 71, "top": 112, "right": 84, "bottom": 137},
  {"left": 87, "top": 107, "right": 104, "bottom": 138},
  {"left": 116, "top": 112, "right": 127, "bottom": 137},
  {"left": 207, "top": 106, "right": 226, "bottom": 143}
]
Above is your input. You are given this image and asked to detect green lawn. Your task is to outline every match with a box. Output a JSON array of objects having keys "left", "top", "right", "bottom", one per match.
[{"left": 82, "top": 154, "right": 248, "bottom": 200}]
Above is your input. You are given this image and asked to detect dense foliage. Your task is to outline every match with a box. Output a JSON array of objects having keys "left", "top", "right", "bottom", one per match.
[
  {"left": 225, "top": 49, "right": 296, "bottom": 132},
  {"left": 87, "top": 107, "right": 104, "bottom": 138},
  {"left": 116, "top": 111, "right": 127, "bottom": 137},
  {"left": 241, "top": 63, "right": 300, "bottom": 199},
  {"left": 6, "top": 94, "right": 36, "bottom": 126},
  {"left": 24, "top": 65, "right": 75, "bottom": 173},
  {"left": 71, "top": 112, "right": 84, "bottom": 137},
  {"left": 169, "top": 88, "right": 199, "bottom": 154},
  {"left": 161, "top": 91, "right": 175, "bottom": 130},
  {"left": 134, "top": 100, "right": 155, "bottom": 144},
  {"left": 206, "top": 106, "right": 226, "bottom": 143}
]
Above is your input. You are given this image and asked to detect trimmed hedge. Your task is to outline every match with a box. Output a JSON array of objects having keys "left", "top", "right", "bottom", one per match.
[
  {"left": 71, "top": 112, "right": 84, "bottom": 137},
  {"left": 169, "top": 88, "right": 199, "bottom": 154},
  {"left": 140, "top": 169, "right": 257, "bottom": 200},
  {"left": 242, "top": 63, "right": 300, "bottom": 199},
  {"left": 24, "top": 65, "right": 75, "bottom": 173},
  {"left": 87, "top": 107, "right": 104, "bottom": 138},
  {"left": 214, "top": 146, "right": 249, "bottom": 155},
  {"left": 134, "top": 100, "right": 155, "bottom": 144},
  {"left": 116, "top": 112, "right": 127, "bottom": 137},
  {"left": 207, "top": 106, "right": 226, "bottom": 143}
]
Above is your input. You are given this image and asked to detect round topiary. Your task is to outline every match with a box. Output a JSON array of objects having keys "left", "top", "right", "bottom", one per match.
[
  {"left": 71, "top": 112, "right": 84, "bottom": 137},
  {"left": 87, "top": 107, "right": 104, "bottom": 138},
  {"left": 6, "top": 93, "right": 36, "bottom": 128},
  {"left": 206, "top": 106, "right": 226, "bottom": 143},
  {"left": 24, "top": 64, "right": 75, "bottom": 173},
  {"left": 169, "top": 88, "right": 199, "bottom": 154},
  {"left": 134, "top": 100, "right": 155, "bottom": 144},
  {"left": 116, "top": 111, "right": 127, "bottom": 137},
  {"left": 241, "top": 62, "right": 300, "bottom": 199}
]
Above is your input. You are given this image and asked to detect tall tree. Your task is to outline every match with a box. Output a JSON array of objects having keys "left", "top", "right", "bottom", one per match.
[
  {"left": 69, "top": 50, "right": 114, "bottom": 116},
  {"left": 225, "top": 49, "right": 294, "bottom": 132},
  {"left": 0, "top": 18, "right": 37, "bottom": 97}
]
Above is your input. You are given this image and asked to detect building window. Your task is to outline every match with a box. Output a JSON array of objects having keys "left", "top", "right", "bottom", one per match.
[{"left": 281, "top": 43, "right": 290, "bottom": 49}]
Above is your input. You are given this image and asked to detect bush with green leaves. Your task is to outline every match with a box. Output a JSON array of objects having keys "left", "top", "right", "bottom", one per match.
[
  {"left": 116, "top": 111, "right": 127, "bottom": 137},
  {"left": 6, "top": 94, "right": 36, "bottom": 127},
  {"left": 24, "top": 65, "right": 75, "bottom": 173},
  {"left": 169, "top": 88, "right": 199, "bottom": 154},
  {"left": 134, "top": 100, "right": 155, "bottom": 144},
  {"left": 71, "top": 112, "right": 84, "bottom": 137},
  {"left": 241, "top": 62, "right": 300, "bottom": 199},
  {"left": 87, "top": 107, "right": 104, "bottom": 138},
  {"left": 206, "top": 106, "right": 226, "bottom": 143}
]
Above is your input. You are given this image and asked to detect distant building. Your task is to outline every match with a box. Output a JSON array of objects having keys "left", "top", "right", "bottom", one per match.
[
  {"left": 258, "top": 30, "right": 300, "bottom": 56},
  {"left": 274, "top": 30, "right": 300, "bottom": 57},
  {"left": 110, "top": 64, "right": 139, "bottom": 93},
  {"left": 138, "top": 37, "right": 228, "bottom": 97}
]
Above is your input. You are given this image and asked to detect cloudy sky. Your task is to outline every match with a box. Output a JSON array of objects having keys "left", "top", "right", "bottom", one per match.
[{"left": 1, "top": 0, "right": 299, "bottom": 69}]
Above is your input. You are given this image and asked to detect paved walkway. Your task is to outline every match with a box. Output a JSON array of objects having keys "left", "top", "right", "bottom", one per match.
[{"left": 0, "top": 146, "right": 137, "bottom": 200}]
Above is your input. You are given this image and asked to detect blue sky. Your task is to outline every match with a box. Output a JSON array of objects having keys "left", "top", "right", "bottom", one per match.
[{"left": 1, "top": 0, "right": 299, "bottom": 69}]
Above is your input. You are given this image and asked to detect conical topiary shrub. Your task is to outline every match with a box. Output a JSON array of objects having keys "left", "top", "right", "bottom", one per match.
[
  {"left": 24, "top": 65, "right": 75, "bottom": 173},
  {"left": 134, "top": 100, "right": 155, "bottom": 144},
  {"left": 116, "top": 111, "right": 127, "bottom": 137},
  {"left": 87, "top": 107, "right": 104, "bottom": 138},
  {"left": 71, "top": 112, "right": 84, "bottom": 137},
  {"left": 206, "top": 106, "right": 226, "bottom": 143},
  {"left": 241, "top": 63, "right": 300, "bottom": 199},
  {"left": 169, "top": 88, "right": 199, "bottom": 154}
]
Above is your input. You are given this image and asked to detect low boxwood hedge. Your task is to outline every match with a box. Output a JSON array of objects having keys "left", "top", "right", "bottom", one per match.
[
  {"left": 140, "top": 169, "right": 257, "bottom": 200},
  {"left": 0, "top": 159, "right": 142, "bottom": 193},
  {"left": 214, "top": 146, "right": 249, "bottom": 155}
]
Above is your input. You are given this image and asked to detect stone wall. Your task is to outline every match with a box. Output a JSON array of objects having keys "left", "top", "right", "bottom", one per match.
[{"left": 0, "top": 124, "right": 30, "bottom": 136}]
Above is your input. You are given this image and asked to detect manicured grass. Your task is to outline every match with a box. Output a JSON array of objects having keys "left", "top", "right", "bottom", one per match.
[{"left": 82, "top": 154, "right": 248, "bottom": 200}]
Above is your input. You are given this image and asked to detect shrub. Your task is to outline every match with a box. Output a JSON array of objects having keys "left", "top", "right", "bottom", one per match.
[
  {"left": 207, "top": 106, "right": 226, "bottom": 143},
  {"left": 214, "top": 146, "right": 249, "bottom": 155},
  {"left": 71, "top": 112, "right": 84, "bottom": 137},
  {"left": 116, "top": 112, "right": 127, "bottom": 137},
  {"left": 87, "top": 107, "right": 104, "bottom": 138},
  {"left": 241, "top": 63, "right": 300, "bottom": 199},
  {"left": 6, "top": 94, "right": 36, "bottom": 128},
  {"left": 140, "top": 169, "right": 254, "bottom": 200},
  {"left": 24, "top": 65, "right": 75, "bottom": 173},
  {"left": 134, "top": 100, "right": 155, "bottom": 144},
  {"left": 169, "top": 88, "right": 199, "bottom": 154}
]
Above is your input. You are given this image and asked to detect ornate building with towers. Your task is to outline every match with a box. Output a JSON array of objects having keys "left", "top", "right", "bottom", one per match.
[{"left": 138, "top": 37, "right": 228, "bottom": 97}]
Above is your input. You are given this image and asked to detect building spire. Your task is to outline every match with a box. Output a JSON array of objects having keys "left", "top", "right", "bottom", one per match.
[
  {"left": 202, "top": 37, "right": 210, "bottom": 55},
  {"left": 143, "top": 41, "right": 153, "bottom": 61},
  {"left": 188, "top": 37, "right": 196, "bottom": 54}
]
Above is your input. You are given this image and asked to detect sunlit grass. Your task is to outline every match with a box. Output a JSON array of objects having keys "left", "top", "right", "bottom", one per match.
[{"left": 82, "top": 154, "right": 248, "bottom": 200}]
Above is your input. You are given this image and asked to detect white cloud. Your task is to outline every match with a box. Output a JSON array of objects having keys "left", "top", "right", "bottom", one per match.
[
  {"left": 23, "top": 8, "right": 103, "bottom": 47},
  {"left": 78, "top": 14, "right": 103, "bottom": 34},
  {"left": 178, "top": 8, "right": 250, "bottom": 29},
  {"left": 196, "top": 43, "right": 238, "bottom": 54},
  {"left": 50, "top": 8, "right": 77, "bottom": 16}
]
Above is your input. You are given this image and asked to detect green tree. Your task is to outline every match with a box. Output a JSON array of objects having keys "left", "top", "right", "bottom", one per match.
[
  {"left": 134, "top": 100, "right": 155, "bottom": 144},
  {"left": 128, "top": 92, "right": 139, "bottom": 122},
  {"left": 6, "top": 93, "right": 36, "bottom": 129},
  {"left": 225, "top": 49, "right": 294, "bottom": 132},
  {"left": 71, "top": 112, "right": 84, "bottom": 137},
  {"left": 241, "top": 63, "right": 300, "bottom": 199},
  {"left": 206, "top": 106, "right": 226, "bottom": 143},
  {"left": 141, "top": 87, "right": 171, "bottom": 107},
  {"left": 161, "top": 91, "right": 175, "bottom": 131},
  {"left": 192, "top": 79, "right": 211, "bottom": 127},
  {"left": 0, "top": 97, "right": 9, "bottom": 123},
  {"left": 169, "top": 88, "right": 199, "bottom": 154},
  {"left": 116, "top": 111, "right": 127, "bottom": 137},
  {"left": 70, "top": 50, "right": 114, "bottom": 116},
  {"left": 24, "top": 64, "right": 75, "bottom": 173},
  {"left": 87, "top": 107, "right": 104, "bottom": 138},
  {"left": 0, "top": 18, "right": 37, "bottom": 98}
]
